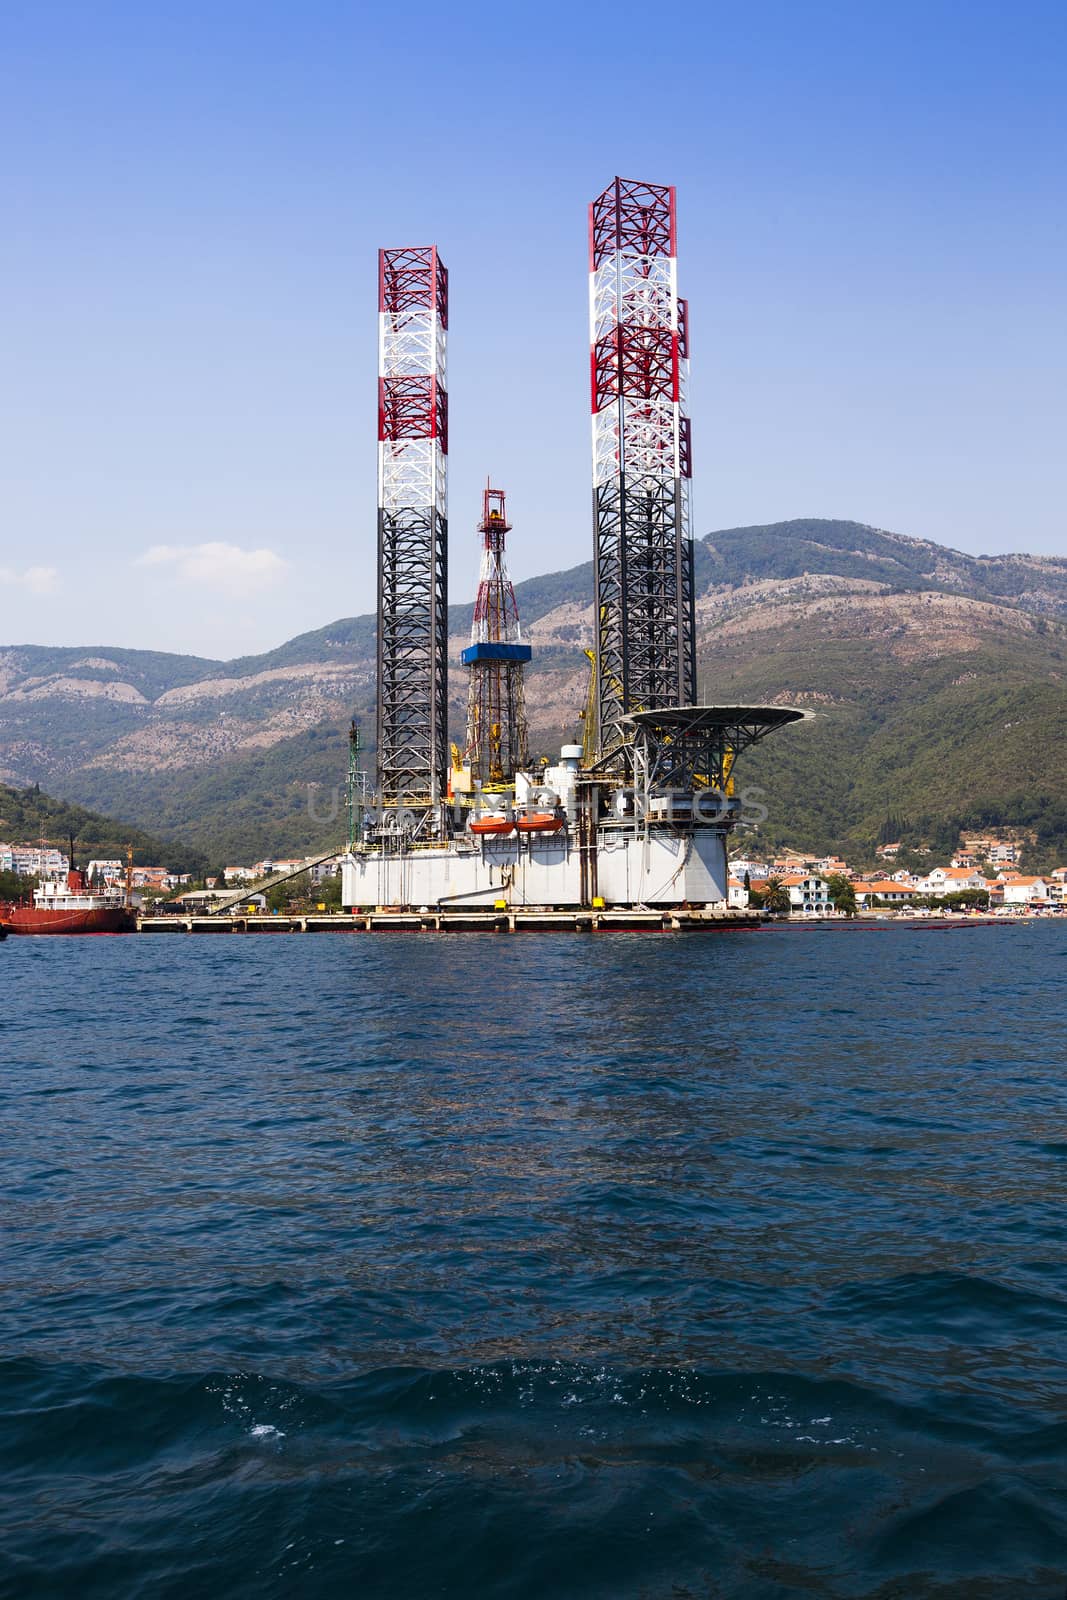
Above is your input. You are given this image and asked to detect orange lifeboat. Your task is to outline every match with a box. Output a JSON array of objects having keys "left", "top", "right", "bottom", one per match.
[
  {"left": 515, "top": 811, "right": 565, "bottom": 835},
  {"left": 469, "top": 813, "right": 514, "bottom": 837}
]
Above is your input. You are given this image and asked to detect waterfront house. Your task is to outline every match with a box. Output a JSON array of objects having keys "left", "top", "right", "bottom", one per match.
[
  {"left": 779, "top": 874, "right": 833, "bottom": 915},
  {"left": 727, "top": 875, "right": 749, "bottom": 908},
  {"left": 922, "top": 866, "right": 988, "bottom": 894},
  {"left": 1000, "top": 876, "right": 1050, "bottom": 906},
  {"left": 853, "top": 879, "right": 915, "bottom": 906}
]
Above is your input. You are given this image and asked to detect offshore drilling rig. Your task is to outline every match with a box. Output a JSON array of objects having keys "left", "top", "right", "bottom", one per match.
[{"left": 342, "top": 178, "right": 804, "bottom": 912}]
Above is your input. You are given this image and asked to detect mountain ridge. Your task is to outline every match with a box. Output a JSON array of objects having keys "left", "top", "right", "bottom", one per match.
[
  {"left": 8, "top": 518, "right": 1066, "bottom": 680},
  {"left": 3, "top": 519, "right": 1066, "bottom": 864}
]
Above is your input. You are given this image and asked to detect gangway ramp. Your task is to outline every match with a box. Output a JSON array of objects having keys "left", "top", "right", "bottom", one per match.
[{"left": 206, "top": 850, "right": 341, "bottom": 914}]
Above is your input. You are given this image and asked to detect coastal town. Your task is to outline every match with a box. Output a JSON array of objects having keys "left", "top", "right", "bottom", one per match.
[
  {"left": 726, "top": 842, "right": 1067, "bottom": 915},
  {"left": 3, "top": 834, "right": 1065, "bottom": 917}
]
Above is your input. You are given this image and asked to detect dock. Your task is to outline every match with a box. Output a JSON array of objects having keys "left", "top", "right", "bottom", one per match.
[{"left": 137, "top": 908, "right": 765, "bottom": 934}]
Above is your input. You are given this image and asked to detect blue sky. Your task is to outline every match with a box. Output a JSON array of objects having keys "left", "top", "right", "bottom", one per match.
[{"left": 3, "top": 0, "right": 1064, "bottom": 656}]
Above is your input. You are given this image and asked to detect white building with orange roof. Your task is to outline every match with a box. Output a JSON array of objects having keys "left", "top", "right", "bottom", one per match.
[
  {"left": 921, "top": 865, "right": 988, "bottom": 894},
  {"left": 853, "top": 879, "right": 915, "bottom": 906},
  {"left": 131, "top": 866, "right": 169, "bottom": 889},
  {"left": 812, "top": 855, "right": 852, "bottom": 878},
  {"left": 1000, "top": 876, "right": 1050, "bottom": 906},
  {"left": 779, "top": 873, "right": 833, "bottom": 915}
]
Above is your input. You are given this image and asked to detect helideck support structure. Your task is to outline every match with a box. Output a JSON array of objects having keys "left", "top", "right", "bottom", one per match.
[
  {"left": 377, "top": 246, "right": 449, "bottom": 825},
  {"left": 462, "top": 486, "right": 531, "bottom": 785},
  {"left": 589, "top": 178, "right": 695, "bottom": 759}
]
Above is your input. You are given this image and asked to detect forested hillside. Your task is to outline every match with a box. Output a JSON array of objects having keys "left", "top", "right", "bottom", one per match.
[
  {"left": 0, "top": 783, "right": 205, "bottom": 872},
  {"left": 2, "top": 519, "right": 1065, "bottom": 864}
]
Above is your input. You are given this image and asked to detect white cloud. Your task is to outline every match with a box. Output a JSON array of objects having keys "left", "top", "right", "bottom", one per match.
[
  {"left": 136, "top": 541, "right": 289, "bottom": 594},
  {"left": 0, "top": 565, "right": 59, "bottom": 594}
]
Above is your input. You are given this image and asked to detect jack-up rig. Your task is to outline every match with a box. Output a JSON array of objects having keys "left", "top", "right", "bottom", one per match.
[{"left": 342, "top": 178, "right": 805, "bottom": 913}]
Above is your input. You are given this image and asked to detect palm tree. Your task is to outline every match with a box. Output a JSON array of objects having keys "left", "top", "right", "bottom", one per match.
[{"left": 761, "top": 875, "right": 790, "bottom": 914}]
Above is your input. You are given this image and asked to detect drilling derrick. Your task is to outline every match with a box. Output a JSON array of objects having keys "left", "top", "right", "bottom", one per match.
[
  {"left": 376, "top": 246, "right": 449, "bottom": 826},
  {"left": 589, "top": 177, "right": 695, "bottom": 759},
  {"left": 462, "top": 486, "right": 531, "bottom": 785}
]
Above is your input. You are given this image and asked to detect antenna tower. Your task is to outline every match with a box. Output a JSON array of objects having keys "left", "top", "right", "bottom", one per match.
[
  {"left": 589, "top": 177, "right": 695, "bottom": 757},
  {"left": 462, "top": 486, "right": 531, "bottom": 785},
  {"left": 376, "top": 246, "right": 449, "bottom": 824}
]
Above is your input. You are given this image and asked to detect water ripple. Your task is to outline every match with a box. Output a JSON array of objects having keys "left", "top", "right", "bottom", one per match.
[{"left": 1, "top": 924, "right": 1065, "bottom": 1597}]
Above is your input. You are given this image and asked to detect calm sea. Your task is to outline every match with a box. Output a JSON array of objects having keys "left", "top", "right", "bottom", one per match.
[{"left": 2, "top": 924, "right": 1065, "bottom": 1599}]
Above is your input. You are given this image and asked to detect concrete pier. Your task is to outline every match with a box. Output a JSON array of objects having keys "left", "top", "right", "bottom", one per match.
[{"left": 137, "top": 908, "right": 765, "bottom": 934}]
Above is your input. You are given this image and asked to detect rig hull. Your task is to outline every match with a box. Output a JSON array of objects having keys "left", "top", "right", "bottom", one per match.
[{"left": 342, "top": 826, "right": 729, "bottom": 911}]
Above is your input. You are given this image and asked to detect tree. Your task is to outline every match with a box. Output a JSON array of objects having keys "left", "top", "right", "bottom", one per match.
[
  {"left": 267, "top": 870, "right": 314, "bottom": 912},
  {"left": 826, "top": 873, "right": 858, "bottom": 917},
  {"left": 760, "top": 875, "right": 791, "bottom": 914},
  {"left": 0, "top": 869, "right": 33, "bottom": 901},
  {"left": 943, "top": 889, "right": 990, "bottom": 911},
  {"left": 316, "top": 873, "right": 342, "bottom": 910}
]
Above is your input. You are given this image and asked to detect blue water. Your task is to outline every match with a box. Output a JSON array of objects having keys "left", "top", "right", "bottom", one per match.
[{"left": 2, "top": 924, "right": 1066, "bottom": 1598}]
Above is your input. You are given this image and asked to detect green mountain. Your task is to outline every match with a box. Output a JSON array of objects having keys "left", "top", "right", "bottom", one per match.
[
  {"left": 0, "top": 783, "right": 206, "bottom": 873},
  {"left": 698, "top": 601, "right": 1067, "bottom": 867},
  {"left": 2, "top": 519, "right": 1066, "bottom": 866}
]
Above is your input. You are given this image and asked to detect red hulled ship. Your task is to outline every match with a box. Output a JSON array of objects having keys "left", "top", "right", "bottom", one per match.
[{"left": 0, "top": 849, "right": 136, "bottom": 935}]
